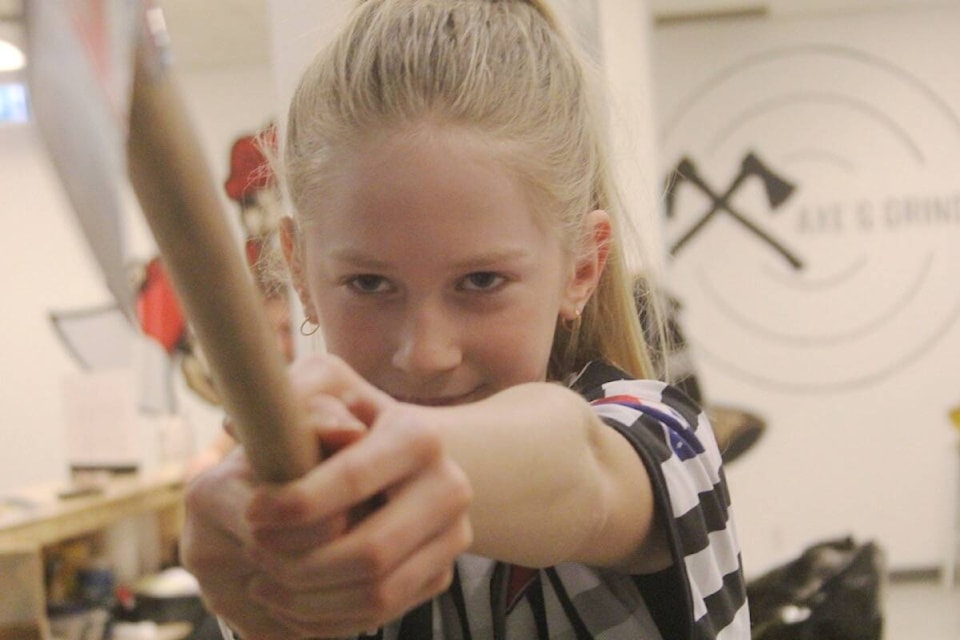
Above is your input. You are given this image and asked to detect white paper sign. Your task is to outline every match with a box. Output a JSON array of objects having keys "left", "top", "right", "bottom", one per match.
[{"left": 62, "top": 369, "right": 140, "bottom": 470}]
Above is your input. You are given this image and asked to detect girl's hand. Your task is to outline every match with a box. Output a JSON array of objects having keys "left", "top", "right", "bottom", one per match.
[
  {"left": 180, "top": 354, "right": 473, "bottom": 639},
  {"left": 244, "top": 355, "right": 474, "bottom": 636},
  {"left": 179, "top": 372, "right": 365, "bottom": 640},
  {"left": 180, "top": 447, "right": 284, "bottom": 639}
]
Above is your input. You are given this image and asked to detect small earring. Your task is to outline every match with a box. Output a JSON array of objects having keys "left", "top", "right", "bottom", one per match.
[
  {"left": 560, "top": 307, "right": 582, "bottom": 333},
  {"left": 299, "top": 318, "right": 320, "bottom": 336}
]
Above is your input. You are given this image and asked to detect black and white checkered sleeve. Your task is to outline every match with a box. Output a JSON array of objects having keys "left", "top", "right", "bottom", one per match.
[{"left": 571, "top": 361, "right": 750, "bottom": 639}]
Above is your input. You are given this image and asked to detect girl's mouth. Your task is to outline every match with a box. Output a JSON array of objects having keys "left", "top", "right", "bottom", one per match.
[{"left": 395, "top": 387, "right": 483, "bottom": 407}]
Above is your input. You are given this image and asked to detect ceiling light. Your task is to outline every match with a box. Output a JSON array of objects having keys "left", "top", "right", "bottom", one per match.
[{"left": 0, "top": 38, "right": 24, "bottom": 72}]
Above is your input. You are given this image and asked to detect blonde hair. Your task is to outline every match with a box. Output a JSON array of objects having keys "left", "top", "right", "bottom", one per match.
[{"left": 282, "top": 0, "right": 658, "bottom": 380}]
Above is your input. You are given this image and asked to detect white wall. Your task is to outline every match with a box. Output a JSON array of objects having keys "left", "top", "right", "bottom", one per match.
[
  {"left": 0, "top": 63, "right": 276, "bottom": 493},
  {"left": 649, "top": 0, "right": 955, "bottom": 18},
  {"left": 0, "top": 122, "right": 97, "bottom": 491},
  {"left": 651, "top": 2, "right": 960, "bottom": 575}
]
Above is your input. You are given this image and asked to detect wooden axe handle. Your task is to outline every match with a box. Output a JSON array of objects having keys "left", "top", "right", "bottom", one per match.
[{"left": 126, "top": 34, "right": 317, "bottom": 481}]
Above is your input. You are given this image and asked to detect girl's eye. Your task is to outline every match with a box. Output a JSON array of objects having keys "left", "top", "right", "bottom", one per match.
[
  {"left": 460, "top": 272, "right": 505, "bottom": 292},
  {"left": 347, "top": 274, "right": 392, "bottom": 294}
]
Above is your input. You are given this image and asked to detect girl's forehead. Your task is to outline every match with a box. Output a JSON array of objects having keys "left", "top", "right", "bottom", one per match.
[
  {"left": 323, "top": 129, "right": 525, "bottom": 217},
  {"left": 300, "top": 128, "right": 565, "bottom": 267},
  {"left": 313, "top": 125, "right": 554, "bottom": 230}
]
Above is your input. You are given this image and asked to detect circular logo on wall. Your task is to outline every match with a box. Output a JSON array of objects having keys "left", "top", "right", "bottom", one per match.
[{"left": 660, "top": 44, "right": 960, "bottom": 393}]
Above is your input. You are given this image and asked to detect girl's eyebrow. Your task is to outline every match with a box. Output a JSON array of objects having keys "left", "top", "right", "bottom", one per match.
[
  {"left": 450, "top": 248, "right": 532, "bottom": 270},
  {"left": 328, "top": 248, "right": 392, "bottom": 270},
  {"left": 329, "top": 248, "right": 533, "bottom": 271}
]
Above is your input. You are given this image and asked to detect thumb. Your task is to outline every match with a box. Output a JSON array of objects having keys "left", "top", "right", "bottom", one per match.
[{"left": 290, "top": 353, "right": 394, "bottom": 426}]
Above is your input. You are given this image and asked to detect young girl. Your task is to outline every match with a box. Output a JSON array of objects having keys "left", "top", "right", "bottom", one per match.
[{"left": 179, "top": 1, "right": 748, "bottom": 638}]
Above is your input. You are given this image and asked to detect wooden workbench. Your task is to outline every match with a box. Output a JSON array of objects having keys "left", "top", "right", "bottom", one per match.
[{"left": 0, "top": 466, "right": 185, "bottom": 640}]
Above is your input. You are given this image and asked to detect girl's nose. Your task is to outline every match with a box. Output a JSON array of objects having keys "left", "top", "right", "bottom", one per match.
[{"left": 391, "top": 304, "right": 463, "bottom": 375}]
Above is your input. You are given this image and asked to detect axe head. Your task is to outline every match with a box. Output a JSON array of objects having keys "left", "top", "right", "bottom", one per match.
[
  {"left": 26, "top": 0, "right": 140, "bottom": 319},
  {"left": 742, "top": 152, "right": 795, "bottom": 208}
]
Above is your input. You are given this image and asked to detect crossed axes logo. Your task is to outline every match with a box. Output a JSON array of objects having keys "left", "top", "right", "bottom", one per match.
[{"left": 664, "top": 152, "right": 804, "bottom": 270}]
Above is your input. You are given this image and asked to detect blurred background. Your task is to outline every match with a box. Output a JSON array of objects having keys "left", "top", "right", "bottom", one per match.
[{"left": 1, "top": 0, "right": 958, "bottom": 637}]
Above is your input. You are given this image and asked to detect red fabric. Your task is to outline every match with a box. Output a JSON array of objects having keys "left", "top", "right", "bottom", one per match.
[
  {"left": 591, "top": 394, "right": 645, "bottom": 408},
  {"left": 224, "top": 125, "right": 277, "bottom": 203},
  {"left": 506, "top": 565, "right": 538, "bottom": 611},
  {"left": 136, "top": 258, "right": 186, "bottom": 353}
]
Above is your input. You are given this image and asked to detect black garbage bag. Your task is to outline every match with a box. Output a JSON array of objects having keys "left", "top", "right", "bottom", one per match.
[{"left": 747, "top": 536, "right": 885, "bottom": 640}]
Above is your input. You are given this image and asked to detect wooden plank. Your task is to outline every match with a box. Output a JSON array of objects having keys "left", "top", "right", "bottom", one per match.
[{"left": 0, "top": 550, "right": 46, "bottom": 639}]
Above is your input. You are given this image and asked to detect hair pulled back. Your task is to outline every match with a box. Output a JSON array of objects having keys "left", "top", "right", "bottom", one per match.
[{"left": 283, "top": 0, "right": 655, "bottom": 380}]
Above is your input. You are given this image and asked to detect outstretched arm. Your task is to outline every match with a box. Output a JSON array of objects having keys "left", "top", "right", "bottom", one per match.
[
  {"left": 434, "top": 381, "right": 670, "bottom": 572},
  {"left": 246, "top": 355, "right": 670, "bottom": 576}
]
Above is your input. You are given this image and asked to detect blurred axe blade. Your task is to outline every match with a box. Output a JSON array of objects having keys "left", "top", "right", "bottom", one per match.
[
  {"left": 25, "top": 0, "right": 142, "bottom": 319},
  {"left": 28, "top": 0, "right": 316, "bottom": 480},
  {"left": 49, "top": 304, "right": 135, "bottom": 371}
]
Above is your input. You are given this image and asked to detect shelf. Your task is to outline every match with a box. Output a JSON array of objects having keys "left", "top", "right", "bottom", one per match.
[
  {"left": 0, "top": 466, "right": 186, "bottom": 639},
  {"left": 0, "top": 466, "right": 184, "bottom": 553}
]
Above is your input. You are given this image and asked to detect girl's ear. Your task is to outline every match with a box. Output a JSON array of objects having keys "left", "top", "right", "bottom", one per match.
[
  {"left": 280, "top": 216, "right": 318, "bottom": 323},
  {"left": 560, "top": 209, "right": 611, "bottom": 320}
]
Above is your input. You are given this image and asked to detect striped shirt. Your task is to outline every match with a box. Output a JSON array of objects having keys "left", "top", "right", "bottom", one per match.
[{"left": 359, "top": 360, "right": 749, "bottom": 639}]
